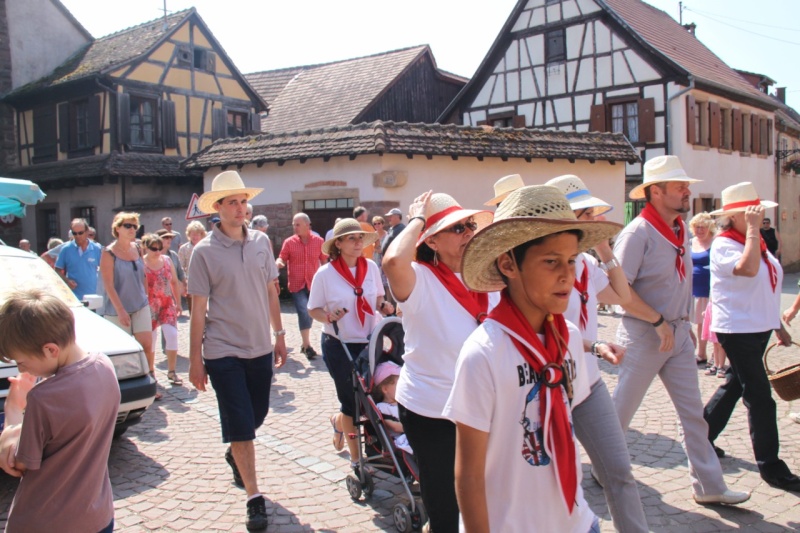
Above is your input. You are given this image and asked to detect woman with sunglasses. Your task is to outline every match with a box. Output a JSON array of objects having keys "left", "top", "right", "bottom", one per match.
[
  {"left": 382, "top": 192, "right": 493, "bottom": 533},
  {"left": 100, "top": 212, "right": 155, "bottom": 388},
  {"left": 143, "top": 234, "right": 183, "bottom": 386},
  {"left": 307, "top": 219, "right": 394, "bottom": 469}
]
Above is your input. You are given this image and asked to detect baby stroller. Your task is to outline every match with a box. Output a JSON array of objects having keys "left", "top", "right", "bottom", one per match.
[{"left": 333, "top": 316, "right": 427, "bottom": 532}]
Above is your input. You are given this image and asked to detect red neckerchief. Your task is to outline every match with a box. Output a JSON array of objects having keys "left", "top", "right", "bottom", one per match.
[
  {"left": 718, "top": 228, "right": 778, "bottom": 292},
  {"left": 419, "top": 260, "right": 488, "bottom": 324},
  {"left": 639, "top": 203, "right": 686, "bottom": 282},
  {"left": 331, "top": 256, "right": 373, "bottom": 326},
  {"left": 572, "top": 259, "right": 589, "bottom": 331},
  {"left": 487, "top": 290, "right": 577, "bottom": 514}
]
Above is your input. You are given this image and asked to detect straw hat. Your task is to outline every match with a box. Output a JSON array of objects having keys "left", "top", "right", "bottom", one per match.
[
  {"left": 484, "top": 174, "right": 525, "bottom": 206},
  {"left": 197, "top": 171, "right": 264, "bottom": 214},
  {"left": 417, "top": 193, "right": 493, "bottom": 244},
  {"left": 629, "top": 156, "right": 702, "bottom": 200},
  {"left": 322, "top": 218, "right": 380, "bottom": 255},
  {"left": 461, "top": 185, "right": 622, "bottom": 292},
  {"left": 709, "top": 182, "right": 777, "bottom": 216},
  {"left": 545, "top": 175, "right": 612, "bottom": 216}
]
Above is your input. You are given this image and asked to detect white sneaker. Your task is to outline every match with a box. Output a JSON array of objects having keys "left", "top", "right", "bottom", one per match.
[
  {"left": 790, "top": 412, "right": 800, "bottom": 424},
  {"left": 694, "top": 489, "right": 751, "bottom": 505}
]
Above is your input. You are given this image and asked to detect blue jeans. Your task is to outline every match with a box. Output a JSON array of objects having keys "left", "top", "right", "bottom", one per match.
[
  {"left": 205, "top": 353, "right": 274, "bottom": 443},
  {"left": 291, "top": 287, "right": 313, "bottom": 330}
]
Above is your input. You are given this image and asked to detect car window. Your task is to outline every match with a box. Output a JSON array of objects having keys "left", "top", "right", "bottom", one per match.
[{"left": 0, "top": 253, "right": 81, "bottom": 307}]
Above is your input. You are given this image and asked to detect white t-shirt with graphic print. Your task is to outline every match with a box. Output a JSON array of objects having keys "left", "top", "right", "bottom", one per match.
[{"left": 444, "top": 320, "right": 595, "bottom": 533}]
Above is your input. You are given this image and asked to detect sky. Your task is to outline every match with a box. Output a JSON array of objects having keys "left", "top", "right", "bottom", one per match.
[{"left": 59, "top": 0, "right": 800, "bottom": 110}]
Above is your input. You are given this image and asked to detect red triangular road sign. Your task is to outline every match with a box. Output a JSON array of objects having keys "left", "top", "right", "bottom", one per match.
[{"left": 185, "top": 193, "right": 208, "bottom": 220}]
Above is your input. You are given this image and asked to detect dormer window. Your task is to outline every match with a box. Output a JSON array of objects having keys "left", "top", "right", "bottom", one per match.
[{"left": 545, "top": 29, "right": 566, "bottom": 65}]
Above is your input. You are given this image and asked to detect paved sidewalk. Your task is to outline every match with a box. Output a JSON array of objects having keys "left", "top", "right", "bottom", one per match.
[{"left": 2, "top": 284, "right": 800, "bottom": 531}]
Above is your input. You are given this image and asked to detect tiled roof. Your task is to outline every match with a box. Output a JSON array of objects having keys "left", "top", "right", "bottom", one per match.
[
  {"left": 7, "top": 9, "right": 193, "bottom": 95},
  {"left": 245, "top": 46, "right": 460, "bottom": 133},
  {"left": 601, "top": 0, "right": 775, "bottom": 108},
  {"left": 182, "top": 120, "right": 639, "bottom": 170},
  {"left": 5, "top": 152, "right": 203, "bottom": 183}
]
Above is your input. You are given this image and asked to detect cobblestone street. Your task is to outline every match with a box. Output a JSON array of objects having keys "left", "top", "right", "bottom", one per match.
[{"left": 2, "top": 278, "right": 800, "bottom": 532}]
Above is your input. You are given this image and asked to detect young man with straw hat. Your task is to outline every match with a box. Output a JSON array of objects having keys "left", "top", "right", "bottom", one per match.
[
  {"left": 445, "top": 185, "right": 621, "bottom": 532},
  {"left": 612, "top": 155, "right": 750, "bottom": 505},
  {"left": 188, "top": 170, "right": 287, "bottom": 531},
  {"left": 544, "top": 174, "right": 647, "bottom": 532},
  {"left": 702, "top": 182, "right": 800, "bottom": 492}
]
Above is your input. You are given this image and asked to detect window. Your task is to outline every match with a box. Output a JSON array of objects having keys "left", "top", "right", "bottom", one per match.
[
  {"left": 545, "top": 29, "right": 566, "bottom": 64},
  {"left": 610, "top": 102, "right": 639, "bottom": 143},
  {"left": 303, "top": 198, "right": 354, "bottom": 211},
  {"left": 479, "top": 112, "right": 526, "bottom": 128},
  {"left": 130, "top": 96, "right": 157, "bottom": 147},
  {"left": 72, "top": 206, "right": 96, "bottom": 229},
  {"left": 227, "top": 111, "right": 248, "bottom": 138},
  {"left": 742, "top": 112, "right": 751, "bottom": 153},
  {"left": 32, "top": 105, "right": 58, "bottom": 163},
  {"left": 193, "top": 48, "right": 216, "bottom": 72},
  {"left": 58, "top": 96, "right": 100, "bottom": 155},
  {"left": 590, "top": 98, "right": 654, "bottom": 144}
]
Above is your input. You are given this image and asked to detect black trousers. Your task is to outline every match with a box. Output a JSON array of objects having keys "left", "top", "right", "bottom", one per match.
[
  {"left": 398, "top": 403, "right": 458, "bottom": 533},
  {"left": 703, "top": 331, "right": 791, "bottom": 478}
]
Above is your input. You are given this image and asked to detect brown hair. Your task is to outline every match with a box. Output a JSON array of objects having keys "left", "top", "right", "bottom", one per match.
[
  {"left": 0, "top": 289, "right": 75, "bottom": 362},
  {"left": 372, "top": 374, "right": 399, "bottom": 403},
  {"left": 141, "top": 233, "right": 163, "bottom": 251},
  {"left": 111, "top": 211, "right": 140, "bottom": 238}
]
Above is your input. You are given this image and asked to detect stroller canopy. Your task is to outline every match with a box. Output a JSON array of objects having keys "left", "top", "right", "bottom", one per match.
[{"left": 0, "top": 177, "right": 46, "bottom": 218}]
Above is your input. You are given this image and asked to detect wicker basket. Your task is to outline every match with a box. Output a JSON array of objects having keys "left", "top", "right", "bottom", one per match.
[{"left": 764, "top": 341, "right": 800, "bottom": 402}]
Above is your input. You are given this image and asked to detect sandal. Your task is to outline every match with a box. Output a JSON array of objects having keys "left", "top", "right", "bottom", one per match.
[
  {"left": 704, "top": 366, "right": 717, "bottom": 376},
  {"left": 695, "top": 356, "right": 709, "bottom": 366},
  {"left": 167, "top": 370, "right": 183, "bottom": 386},
  {"left": 330, "top": 414, "right": 345, "bottom": 451}
]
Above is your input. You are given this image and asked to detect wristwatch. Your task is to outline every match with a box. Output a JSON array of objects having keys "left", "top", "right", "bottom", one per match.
[{"left": 272, "top": 329, "right": 286, "bottom": 337}]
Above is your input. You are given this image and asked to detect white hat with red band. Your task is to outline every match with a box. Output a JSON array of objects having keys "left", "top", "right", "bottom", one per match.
[{"left": 709, "top": 181, "right": 777, "bottom": 215}]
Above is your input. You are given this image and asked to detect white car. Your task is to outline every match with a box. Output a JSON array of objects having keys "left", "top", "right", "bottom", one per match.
[{"left": 0, "top": 245, "right": 156, "bottom": 437}]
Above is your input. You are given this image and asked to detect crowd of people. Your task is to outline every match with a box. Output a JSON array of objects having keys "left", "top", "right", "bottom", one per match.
[{"left": 2, "top": 157, "right": 800, "bottom": 532}]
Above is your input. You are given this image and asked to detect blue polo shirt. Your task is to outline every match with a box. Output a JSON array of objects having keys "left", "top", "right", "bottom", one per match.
[{"left": 55, "top": 240, "right": 103, "bottom": 300}]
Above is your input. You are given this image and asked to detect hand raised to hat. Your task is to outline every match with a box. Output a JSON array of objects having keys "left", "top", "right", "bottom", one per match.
[
  {"left": 409, "top": 191, "right": 433, "bottom": 220},
  {"left": 744, "top": 204, "right": 765, "bottom": 230}
]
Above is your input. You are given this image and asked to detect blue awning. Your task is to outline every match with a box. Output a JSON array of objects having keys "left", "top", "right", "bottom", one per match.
[{"left": 0, "top": 177, "right": 46, "bottom": 217}]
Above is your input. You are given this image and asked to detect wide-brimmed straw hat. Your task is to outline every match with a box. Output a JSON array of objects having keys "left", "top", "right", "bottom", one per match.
[
  {"left": 322, "top": 218, "right": 380, "bottom": 255},
  {"left": 545, "top": 175, "right": 612, "bottom": 216},
  {"left": 462, "top": 185, "right": 622, "bottom": 292},
  {"left": 709, "top": 181, "right": 777, "bottom": 216},
  {"left": 629, "top": 156, "right": 702, "bottom": 200},
  {"left": 417, "top": 193, "right": 493, "bottom": 245},
  {"left": 484, "top": 174, "right": 525, "bottom": 206},
  {"left": 198, "top": 171, "right": 264, "bottom": 214}
]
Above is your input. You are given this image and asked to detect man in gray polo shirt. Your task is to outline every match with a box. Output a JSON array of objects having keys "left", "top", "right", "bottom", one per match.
[
  {"left": 188, "top": 170, "right": 287, "bottom": 532},
  {"left": 612, "top": 156, "right": 749, "bottom": 506}
]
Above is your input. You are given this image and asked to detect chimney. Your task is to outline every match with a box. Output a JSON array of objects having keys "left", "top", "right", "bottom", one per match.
[
  {"left": 777, "top": 87, "right": 786, "bottom": 103},
  {"left": 683, "top": 22, "right": 697, "bottom": 35}
]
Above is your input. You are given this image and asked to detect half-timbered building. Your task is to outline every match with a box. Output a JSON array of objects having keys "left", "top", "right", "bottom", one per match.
[
  {"left": 245, "top": 46, "right": 466, "bottom": 134},
  {"left": 2, "top": 7, "right": 265, "bottom": 249},
  {"left": 440, "top": 0, "right": 778, "bottom": 218}
]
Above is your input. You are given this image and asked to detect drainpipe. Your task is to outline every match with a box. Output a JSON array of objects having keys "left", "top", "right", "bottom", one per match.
[{"left": 665, "top": 76, "right": 695, "bottom": 155}]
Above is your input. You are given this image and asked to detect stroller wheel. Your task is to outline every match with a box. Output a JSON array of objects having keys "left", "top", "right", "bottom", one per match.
[
  {"left": 346, "top": 475, "right": 362, "bottom": 501},
  {"left": 393, "top": 502, "right": 413, "bottom": 533},
  {"left": 411, "top": 498, "right": 427, "bottom": 530},
  {"left": 362, "top": 470, "right": 375, "bottom": 498}
]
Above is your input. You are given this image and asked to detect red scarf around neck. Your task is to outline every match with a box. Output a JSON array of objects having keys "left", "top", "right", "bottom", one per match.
[
  {"left": 718, "top": 228, "right": 778, "bottom": 292},
  {"left": 331, "top": 256, "right": 373, "bottom": 326},
  {"left": 639, "top": 203, "right": 686, "bottom": 282},
  {"left": 419, "top": 260, "right": 488, "bottom": 324},
  {"left": 487, "top": 290, "right": 577, "bottom": 514},
  {"left": 572, "top": 259, "right": 589, "bottom": 331}
]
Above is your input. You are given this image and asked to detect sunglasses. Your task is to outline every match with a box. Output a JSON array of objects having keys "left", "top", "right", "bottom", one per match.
[
  {"left": 71, "top": 230, "right": 85, "bottom": 236},
  {"left": 164, "top": 223, "right": 172, "bottom": 226},
  {"left": 121, "top": 223, "right": 138, "bottom": 230},
  {"left": 373, "top": 222, "right": 383, "bottom": 226},
  {"left": 442, "top": 220, "right": 478, "bottom": 235},
  {"left": 149, "top": 246, "right": 163, "bottom": 252}
]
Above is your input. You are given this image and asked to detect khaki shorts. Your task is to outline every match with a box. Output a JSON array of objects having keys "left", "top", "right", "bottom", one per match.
[{"left": 104, "top": 305, "right": 152, "bottom": 335}]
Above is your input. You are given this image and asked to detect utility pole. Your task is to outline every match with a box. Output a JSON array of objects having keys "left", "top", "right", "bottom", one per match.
[
  {"left": 162, "top": 0, "right": 168, "bottom": 30},
  {"left": 679, "top": 2, "right": 683, "bottom": 25}
]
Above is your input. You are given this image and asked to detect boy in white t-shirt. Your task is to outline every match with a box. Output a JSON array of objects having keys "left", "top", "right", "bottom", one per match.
[
  {"left": 444, "top": 185, "right": 622, "bottom": 532},
  {"left": 372, "top": 361, "right": 413, "bottom": 454}
]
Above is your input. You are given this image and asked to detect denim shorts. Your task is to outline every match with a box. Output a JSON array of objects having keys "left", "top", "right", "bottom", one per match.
[
  {"left": 321, "top": 333, "right": 366, "bottom": 418},
  {"left": 205, "top": 353, "right": 274, "bottom": 443},
  {"left": 291, "top": 287, "right": 313, "bottom": 330}
]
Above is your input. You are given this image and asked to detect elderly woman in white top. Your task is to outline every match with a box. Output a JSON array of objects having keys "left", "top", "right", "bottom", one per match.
[
  {"left": 703, "top": 182, "right": 800, "bottom": 492},
  {"left": 383, "top": 191, "right": 493, "bottom": 533}
]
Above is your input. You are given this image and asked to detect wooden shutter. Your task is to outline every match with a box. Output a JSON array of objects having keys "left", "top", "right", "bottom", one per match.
[
  {"left": 751, "top": 115, "right": 760, "bottom": 154},
  {"left": 249, "top": 111, "right": 261, "bottom": 134},
  {"left": 33, "top": 105, "right": 58, "bottom": 161},
  {"left": 732, "top": 109, "right": 742, "bottom": 151},
  {"left": 589, "top": 104, "right": 606, "bottom": 132},
  {"left": 88, "top": 95, "right": 101, "bottom": 148},
  {"left": 212, "top": 107, "right": 227, "bottom": 140},
  {"left": 58, "top": 103, "right": 70, "bottom": 153},
  {"left": 686, "top": 95, "right": 696, "bottom": 144},
  {"left": 767, "top": 119, "right": 773, "bottom": 155},
  {"left": 512, "top": 115, "right": 526, "bottom": 128},
  {"left": 117, "top": 92, "right": 131, "bottom": 146},
  {"left": 162, "top": 99, "right": 177, "bottom": 149},
  {"left": 206, "top": 52, "right": 216, "bottom": 73},
  {"left": 709, "top": 102, "right": 721, "bottom": 148},
  {"left": 638, "top": 98, "right": 655, "bottom": 143}
]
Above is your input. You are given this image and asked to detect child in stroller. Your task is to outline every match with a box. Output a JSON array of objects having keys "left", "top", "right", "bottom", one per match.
[{"left": 372, "top": 361, "right": 413, "bottom": 455}]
